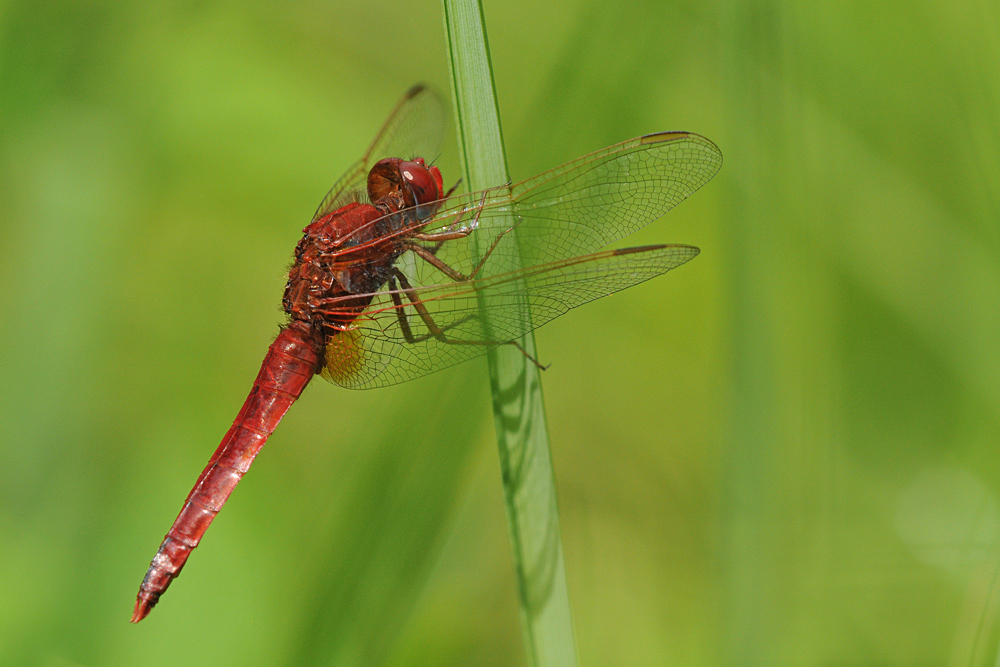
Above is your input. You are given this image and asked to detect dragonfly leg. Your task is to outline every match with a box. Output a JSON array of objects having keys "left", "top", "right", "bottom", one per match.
[
  {"left": 411, "top": 227, "right": 474, "bottom": 242},
  {"left": 410, "top": 179, "right": 464, "bottom": 254},
  {"left": 460, "top": 182, "right": 521, "bottom": 279},
  {"left": 390, "top": 268, "right": 548, "bottom": 370},
  {"left": 407, "top": 225, "right": 467, "bottom": 262},
  {"left": 466, "top": 222, "right": 513, "bottom": 280},
  {"left": 426, "top": 188, "right": 520, "bottom": 280},
  {"left": 410, "top": 215, "right": 475, "bottom": 259},
  {"left": 386, "top": 274, "right": 417, "bottom": 342},
  {"left": 387, "top": 272, "right": 477, "bottom": 344},
  {"left": 443, "top": 178, "right": 461, "bottom": 199},
  {"left": 508, "top": 340, "right": 550, "bottom": 371},
  {"left": 403, "top": 241, "right": 469, "bottom": 281},
  {"left": 405, "top": 187, "right": 522, "bottom": 282},
  {"left": 411, "top": 181, "right": 515, "bottom": 260},
  {"left": 412, "top": 181, "right": 502, "bottom": 243}
]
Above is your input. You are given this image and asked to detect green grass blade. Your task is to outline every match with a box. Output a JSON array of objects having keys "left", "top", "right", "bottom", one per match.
[{"left": 440, "top": 2, "right": 579, "bottom": 666}]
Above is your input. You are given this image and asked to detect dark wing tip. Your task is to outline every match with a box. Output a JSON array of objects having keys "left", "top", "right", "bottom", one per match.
[
  {"left": 405, "top": 83, "right": 427, "bottom": 99},
  {"left": 640, "top": 131, "right": 723, "bottom": 165},
  {"left": 640, "top": 131, "right": 692, "bottom": 144},
  {"left": 612, "top": 244, "right": 669, "bottom": 255},
  {"left": 612, "top": 243, "right": 700, "bottom": 257}
]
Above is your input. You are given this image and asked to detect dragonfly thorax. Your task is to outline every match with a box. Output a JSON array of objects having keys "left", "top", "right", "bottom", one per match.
[{"left": 283, "top": 200, "right": 399, "bottom": 336}]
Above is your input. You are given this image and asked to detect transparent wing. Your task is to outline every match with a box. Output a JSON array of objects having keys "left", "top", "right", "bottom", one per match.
[
  {"left": 313, "top": 85, "right": 447, "bottom": 220},
  {"left": 319, "top": 245, "right": 699, "bottom": 389},
  {"left": 327, "top": 131, "right": 721, "bottom": 291}
]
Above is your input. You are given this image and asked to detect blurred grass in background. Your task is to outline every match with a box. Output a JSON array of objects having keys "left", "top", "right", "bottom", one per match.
[{"left": 1, "top": 0, "right": 998, "bottom": 665}]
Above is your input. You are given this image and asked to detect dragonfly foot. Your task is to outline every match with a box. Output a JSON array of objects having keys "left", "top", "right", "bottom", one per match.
[{"left": 510, "top": 341, "right": 548, "bottom": 371}]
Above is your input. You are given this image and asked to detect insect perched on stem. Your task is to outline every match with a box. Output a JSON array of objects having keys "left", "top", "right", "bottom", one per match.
[{"left": 132, "top": 85, "right": 722, "bottom": 622}]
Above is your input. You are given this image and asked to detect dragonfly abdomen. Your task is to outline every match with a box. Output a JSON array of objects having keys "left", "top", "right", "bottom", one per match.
[{"left": 131, "top": 323, "right": 322, "bottom": 622}]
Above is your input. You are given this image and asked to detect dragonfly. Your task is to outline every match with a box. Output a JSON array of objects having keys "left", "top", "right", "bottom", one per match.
[{"left": 131, "top": 84, "right": 722, "bottom": 622}]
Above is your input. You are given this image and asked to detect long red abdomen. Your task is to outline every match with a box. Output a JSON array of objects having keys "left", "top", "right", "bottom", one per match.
[{"left": 131, "top": 324, "right": 322, "bottom": 623}]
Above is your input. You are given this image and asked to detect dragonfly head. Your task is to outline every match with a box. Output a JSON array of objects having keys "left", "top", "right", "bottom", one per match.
[{"left": 368, "top": 157, "right": 444, "bottom": 222}]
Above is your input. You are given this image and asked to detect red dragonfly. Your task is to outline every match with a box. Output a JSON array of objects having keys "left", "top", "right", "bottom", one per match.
[{"left": 131, "top": 85, "right": 722, "bottom": 622}]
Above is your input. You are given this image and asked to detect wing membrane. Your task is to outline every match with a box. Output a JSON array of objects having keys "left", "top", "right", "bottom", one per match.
[
  {"left": 325, "top": 132, "right": 721, "bottom": 290},
  {"left": 320, "top": 245, "right": 699, "bottom": 389}
]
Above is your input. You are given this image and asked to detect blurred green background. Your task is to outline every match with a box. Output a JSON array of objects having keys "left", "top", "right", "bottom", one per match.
[{"left": 1, "top": 0, "right": 998, "bottom": 665}]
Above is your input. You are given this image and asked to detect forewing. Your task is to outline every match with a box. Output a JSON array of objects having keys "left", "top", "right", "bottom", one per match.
[
  {"left": 397, "top": 132, "right": 721, "bottom": 285},
  {"left": 320, "top": 245, "right": 699, "bottom": 389},
  {"left": 320, "top": 132, "right": 721, "bottom": 292},
  {"left": 313, "top": 85, "right": 447, "bottom": 220}
]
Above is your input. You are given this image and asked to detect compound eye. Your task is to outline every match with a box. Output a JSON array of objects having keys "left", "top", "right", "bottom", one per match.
[
  {"left": 399, "top": 160, "right": 441, "bottom": 215},
  {"left": 368, "top": 158, "right": 402, "bottom": 203}
]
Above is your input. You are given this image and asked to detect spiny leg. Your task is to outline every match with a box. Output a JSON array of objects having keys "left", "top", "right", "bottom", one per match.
[
  {"left": 387, "top": 273, "right": 478, "bottom": 345},
  {"left": 403, "top": 207, "right": 517, "bottom": 283},
  {"left": 402, "top": 241, "right": 467, "bottom": 282},
  {"left": 387, "top": 274, "right": 416, "bottom": 342},
  {"left": 411, "top": 178, "right": 465, "bottom": 255},
  {"left": 412, "top": 181, "right": 504, "bottom": 243},
  {"left": 390, "top": 268, "right": 547, "bottom": 370},
  {"left": 409, "top": 205, "right": 476, "bottom": 256},
  {"left": 411, "top": 182, "right": 516, "bottom": 274},
  {"left": 443, "top": 179, "right": 461, "bottom": 199},
  {"left": 412, "top": 184, "right": 487, "bottom": 245},
  {"left": 403, "top": 216, "right": 514, "bottom": 284}
]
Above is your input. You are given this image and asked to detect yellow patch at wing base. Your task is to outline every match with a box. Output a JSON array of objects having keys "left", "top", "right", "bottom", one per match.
[{"left": 321, "top": 327, "right": 368, "bottom": 386}]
